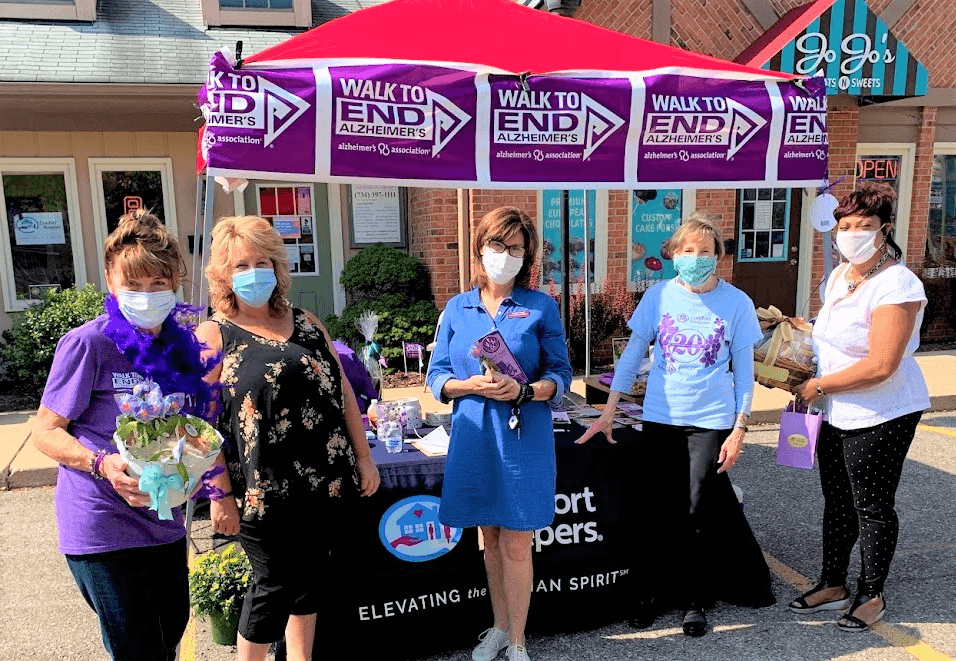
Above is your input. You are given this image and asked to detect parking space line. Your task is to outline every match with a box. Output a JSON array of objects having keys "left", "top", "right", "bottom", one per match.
[
  {"left": 762, "top": 551, "right": 955, "bottom": 661},
  {"left": 181, "top": 546, "right": 197, "bottom": 661},
  {"left": 918, "top": 424, "right": 956, "bottom": 439}
]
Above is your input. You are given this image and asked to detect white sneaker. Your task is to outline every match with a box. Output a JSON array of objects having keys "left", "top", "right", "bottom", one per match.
[
  {"left": 472, "top": 628, "right": 509, "bottom": 661},
  {"left": 506, "top": 643, "right": 531, "bottom": 661}
]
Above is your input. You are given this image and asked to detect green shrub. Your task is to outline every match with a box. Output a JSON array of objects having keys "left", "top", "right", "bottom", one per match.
[
  {"left": 0, "top": 284, "right": 106, "bottom": 392},
  {"left": 326, "top": 245, "right": 439, "bottom": 368},
  {"left": 340, "top": 243, "right": 432, "bottom": 306},
  {"left": 188, "top": 544, "right": 252, "bottom": 618}
]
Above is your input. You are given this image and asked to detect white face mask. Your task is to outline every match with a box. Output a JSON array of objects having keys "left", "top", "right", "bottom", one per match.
[
  {"left": 482, "top": 248, "right": 524, "bottom": 285},
  {"left": 836, "top": 228, "right": 884, "bottom": 264},
  {"left": 115, "top": 289, "right": 177, "bottom": 330}
]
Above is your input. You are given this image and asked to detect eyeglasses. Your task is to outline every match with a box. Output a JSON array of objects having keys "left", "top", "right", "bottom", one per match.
[{"left": 486, "top": 240, "right": 526, "bottom": 258}]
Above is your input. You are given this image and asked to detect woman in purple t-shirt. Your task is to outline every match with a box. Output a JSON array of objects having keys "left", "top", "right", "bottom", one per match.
[{"left": 32, "top": 211, "right": 218, "bottom": 661}]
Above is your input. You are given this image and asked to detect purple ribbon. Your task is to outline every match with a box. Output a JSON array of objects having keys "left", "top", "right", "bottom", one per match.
[{"left": 191, "top": 464, "right": 228, "bottom": 501}]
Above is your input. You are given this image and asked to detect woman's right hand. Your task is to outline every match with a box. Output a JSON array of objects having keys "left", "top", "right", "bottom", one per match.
[
  {"left": 575, "top": 413, "right": 616, "bottom": 445},
  {"left": 211, "top": 497, "right": 241, "bottom": 536},
  {"left": 459, "top": 372, "right": 497, "bottom": 397},
  {"left": 99, "top": 454, "right": 151, "bottom": 507}
]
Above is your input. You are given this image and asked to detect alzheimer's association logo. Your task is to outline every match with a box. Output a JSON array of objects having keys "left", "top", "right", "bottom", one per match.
[
  {"left": 379, "top": 496, "right": 462, "bottom": 562},
  {"left": 493, "top": 88, "right": 625, "bottom": 160},
  {"left": 643, "top": 94, "right": 767, "bottom": 159},
  {"left": 335, "top": 78, "right": 471, "bottom": 157},
  {"left": 204, "top": 71, "right": 310, "bottom": 147}
]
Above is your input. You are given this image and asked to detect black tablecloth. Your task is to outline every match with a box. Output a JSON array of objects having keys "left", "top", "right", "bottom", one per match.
[{"left": 293, "top": 422, "right": 651, "bottom": 660}]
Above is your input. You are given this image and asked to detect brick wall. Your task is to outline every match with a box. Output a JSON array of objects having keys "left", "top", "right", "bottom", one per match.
[
  {"left": 573, "top": 0, "right": 652, "bottom": 40},
  {"left": 407, "top": 188, "right": 460, "bottom": 306},
  {"left": 806, "top": 105, "right": 860, "bottom": 316},
  {"left": 890, "top": 0, "right": 956, "bottom": 87},
  {"left": 909, "top": 107, "right": 937, "bottom": 269}
]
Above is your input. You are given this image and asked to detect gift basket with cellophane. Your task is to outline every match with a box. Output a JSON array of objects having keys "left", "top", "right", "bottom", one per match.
[
  {"left": 753, "top": 306, "right": 816, "bottom": 393},
  {"left": 113, "top": 380, "right": 223, "bottom": 519}
]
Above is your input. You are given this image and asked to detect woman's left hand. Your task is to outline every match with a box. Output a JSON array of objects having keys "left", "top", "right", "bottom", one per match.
[
  {"left": 717, "top": 427, "right": 746, "bottom": 474},
  {"left": 483, "top": 370, "right": 522, "bottom": 402},
  {"left": 795, "top": 378, "right": 819, "bottom": 404},
  {"left": 356, "top": 455, "right": 381, "bottom": 497}
]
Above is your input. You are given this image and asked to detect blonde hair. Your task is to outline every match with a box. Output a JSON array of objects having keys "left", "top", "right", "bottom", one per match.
[
  {"left": 103, "top": 209, "right": 185, "bottom": 288},
  {"left": 206, "top": 216, "right": 291, "bottom": 317},
  {"left": 471, "top": 207, "right": 539, "bottom": 289},
  {"left": 665, "top": 212, "right": 726, "bottom": 259}
]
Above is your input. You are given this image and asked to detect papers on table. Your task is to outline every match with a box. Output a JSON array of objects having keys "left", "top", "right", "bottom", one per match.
[
  {"left": 551, "top": 410, "right": 571, "bottom": 425},
  {"left": 411, "top": 425, "right": 450, "bottom": 457}
]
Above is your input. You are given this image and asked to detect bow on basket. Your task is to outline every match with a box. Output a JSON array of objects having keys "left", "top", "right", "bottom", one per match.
[{"left": 753, "top": 306, "right": 815, "bottom": 392}]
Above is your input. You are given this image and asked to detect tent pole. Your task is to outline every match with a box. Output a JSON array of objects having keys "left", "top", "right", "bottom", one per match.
[
  {"left": 190, "top": 175, "right": 205, "bottom": 305},
  {"left": 457, "top": 188, "right": 471, "bottom": 292},
  {"left": 198, "top": 174, "right": 215, "bottom": 316},
  {"left": 560, "top": 190, "right": 571, "bottom": 342},
  {"left": 583, "top": 190, "right": 591, "bottom": 378}
]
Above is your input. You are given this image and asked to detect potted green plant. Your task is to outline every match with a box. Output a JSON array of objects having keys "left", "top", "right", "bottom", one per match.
[{"left": 188, "top": 544, "right": 252, "bottom": 645}]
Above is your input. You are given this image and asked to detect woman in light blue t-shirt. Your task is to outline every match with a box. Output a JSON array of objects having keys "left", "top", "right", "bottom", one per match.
[{"left": 578, "top": 213, "right": 774, "bottom": 637}]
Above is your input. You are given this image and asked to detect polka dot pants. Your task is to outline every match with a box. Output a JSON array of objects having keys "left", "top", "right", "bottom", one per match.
[{"left": 817, "top": 411, "right": 922, "bottom": 596}]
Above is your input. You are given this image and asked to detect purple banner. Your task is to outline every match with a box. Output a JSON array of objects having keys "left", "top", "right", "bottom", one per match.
[
  {"left": 636, "top": 75, "right": 774, "bottom": 183},
  {"left": 199, "top": 50, "right": 828, "bottom": 189},
  {"left": 778, "top": 77, "right": 829, "bottom": 182},
  {"left": 488, "top": 76, "right": 630, "bottom": 183},
  {"left": 329, "top": 64, "right": 477, "bottom": 182},
  {"left": 201, "top": 51, "right": 317, "bottom": 176}
]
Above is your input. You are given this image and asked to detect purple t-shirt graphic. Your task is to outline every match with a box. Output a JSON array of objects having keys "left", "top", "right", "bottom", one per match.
[
  {"left": 611, "top": 279, "right": 762, "bottom": 429},
  {"left": 41, "top": 316, "right": 186, "bottom": 555}
]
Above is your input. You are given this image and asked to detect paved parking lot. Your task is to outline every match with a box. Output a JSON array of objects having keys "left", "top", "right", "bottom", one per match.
[{"left": 2, "top": 413, "right": 954, "bottom": 661}]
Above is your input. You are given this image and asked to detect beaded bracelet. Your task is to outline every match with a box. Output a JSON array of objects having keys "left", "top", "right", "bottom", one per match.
[{"left": 89, "top": 450, "right": 108, "bottom": 480}]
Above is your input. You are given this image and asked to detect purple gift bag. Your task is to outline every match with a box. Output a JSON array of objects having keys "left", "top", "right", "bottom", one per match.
[{"left": 776, "top": 400, "right": 823, "bottom": 470}]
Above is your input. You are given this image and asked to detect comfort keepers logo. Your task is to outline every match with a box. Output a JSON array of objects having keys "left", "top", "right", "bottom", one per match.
[
  {"left": 335, "top": 78, "right": 471, "bottom": 157},
  {"left": 643, "top": 94, "right": 766, "bottom": 159},
  {"left": 379, "top": 495, "right": 463, "bottom": 562},
  {"left": 204, "top": 71, "right": 310, "bottom": 148},
  {"left": 494, "top": 89, "right": 625, "bottom": 159}
]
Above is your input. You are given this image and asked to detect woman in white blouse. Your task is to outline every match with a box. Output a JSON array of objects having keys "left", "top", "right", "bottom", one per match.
[{"left": 791, "top": 183, "right": 929, "bottom": 632}]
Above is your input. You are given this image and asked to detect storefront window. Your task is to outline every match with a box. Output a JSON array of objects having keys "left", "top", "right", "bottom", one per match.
[
  {"left": 541, "top": 190, "right": 596, "bottom": 286},
  {"left": 928, "top": 154, "right": 956, "bottom": 272},
  {"left": 257, "top": 184, "right": 318, "bottom": 275},
  {"left": 629, "top": 189, "right": 682, "bottom": 291},
  {"left": 737, "top": 188, "right": 790, "bottom": 261},
  {"left": 2, "top": 172, "right": 78, "bottom": 301},
  {"left": 100, "top": 170, "right": 167, "bottom": 233}
]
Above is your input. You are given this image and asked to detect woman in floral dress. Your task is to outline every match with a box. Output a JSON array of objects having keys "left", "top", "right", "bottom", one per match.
[{"left": 196, "top": 216, "right": 379, "bottom": 661}]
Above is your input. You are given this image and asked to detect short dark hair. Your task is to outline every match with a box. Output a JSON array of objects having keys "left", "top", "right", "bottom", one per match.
[{"left": 834, "top": 182, "right": 902, "bottom": 259}]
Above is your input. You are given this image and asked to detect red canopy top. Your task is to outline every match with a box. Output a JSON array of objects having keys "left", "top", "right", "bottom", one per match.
[{"left": 246, "top": 0, "right": 794, "bottom": 79}]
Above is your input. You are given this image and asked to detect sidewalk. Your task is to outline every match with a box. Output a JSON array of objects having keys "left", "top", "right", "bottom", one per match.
[{"left": 3, "top": 350, "right": 955, "bottom": 489}]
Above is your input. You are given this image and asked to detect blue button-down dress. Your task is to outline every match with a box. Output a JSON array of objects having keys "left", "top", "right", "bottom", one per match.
[{"left": 426, "top": 287, "right": 572, "bottom": 531}]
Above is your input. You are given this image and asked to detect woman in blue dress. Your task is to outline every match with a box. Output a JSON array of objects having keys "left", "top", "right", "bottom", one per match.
[{"left": 427, "top": 207, "right": 572, "bottom": 661}]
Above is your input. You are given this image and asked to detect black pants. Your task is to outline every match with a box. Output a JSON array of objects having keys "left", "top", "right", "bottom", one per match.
[
  {"left": 645, "top": 422, "right": 774, "bottom": 610},
  {"left": 817, "top": 411, "right": 922, "bottom": 596},
  {"left": 238, "top": 508, "right": 335, "bottom": 644}
]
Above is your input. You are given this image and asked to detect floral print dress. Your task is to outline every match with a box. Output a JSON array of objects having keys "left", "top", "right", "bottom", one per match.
[{"left": 215, "top": 309, "right": 359, "bottom": 520}]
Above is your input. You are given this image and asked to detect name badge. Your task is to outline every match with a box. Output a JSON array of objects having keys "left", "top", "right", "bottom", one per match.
[{"left": 507, "top": 310, "right": 530, "bottom": 319}]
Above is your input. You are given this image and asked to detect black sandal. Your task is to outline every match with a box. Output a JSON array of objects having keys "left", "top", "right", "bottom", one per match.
[
  {"left": 788, "top": 582, "right": 850, "bottom": 614},
  {"left": 837, "top": 593, "right": 885, "bottom": 632},
  {"left": 682, "top": 608, "right": 707, "bottom": 637}
]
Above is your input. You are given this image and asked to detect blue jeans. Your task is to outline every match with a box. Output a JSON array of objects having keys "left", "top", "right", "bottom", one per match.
[{"left": 66, "top": 537, "right": 189, "bottom": 661}]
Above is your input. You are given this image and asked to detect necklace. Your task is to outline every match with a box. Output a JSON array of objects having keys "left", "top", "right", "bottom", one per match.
[{"left": 846, "top": 251, "right": 890, "bottom": 292}]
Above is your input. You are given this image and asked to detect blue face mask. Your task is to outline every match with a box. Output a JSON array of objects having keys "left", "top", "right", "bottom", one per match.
[
  {"left": 232, "top": 268, "right": 277, "bottom": 308},
  {"left": 673, "top": 255, "right": 718, "bottom": 287}
]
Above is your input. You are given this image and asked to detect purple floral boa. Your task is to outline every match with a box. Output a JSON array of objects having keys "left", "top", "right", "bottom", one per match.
[{"left": 102, "top": 295, "right": 221, "bottom": 422}]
